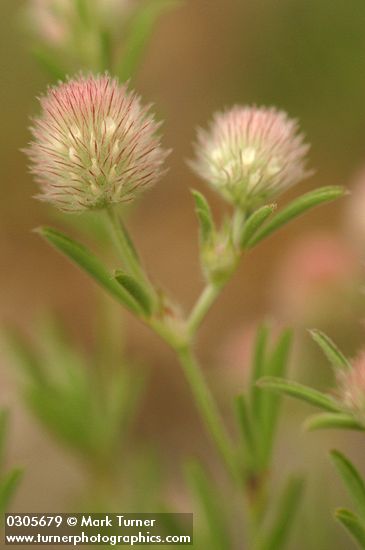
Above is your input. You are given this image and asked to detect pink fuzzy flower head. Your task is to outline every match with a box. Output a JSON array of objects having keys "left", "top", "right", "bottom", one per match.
[
  {"left": 339, "top": 352, "right": 365, "bottom": 423},
  {"left": 26, "top": 74, "right": 168, "bottom": 212},
  {"left": 190, "top": 106, "right": 311, "bottom": 208}
]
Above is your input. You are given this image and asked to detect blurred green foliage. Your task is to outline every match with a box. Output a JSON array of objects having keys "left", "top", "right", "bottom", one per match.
[
  {"left": 0, "top": 411, "right": 23, "bottom": 518},
  {"left": 3, "top": 316, "right": 144, "bottom": 477}
]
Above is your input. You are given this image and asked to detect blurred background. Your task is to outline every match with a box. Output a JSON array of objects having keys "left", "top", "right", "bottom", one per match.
[{"left": 2, "top": 0, "right": 365, "bottom": 548}]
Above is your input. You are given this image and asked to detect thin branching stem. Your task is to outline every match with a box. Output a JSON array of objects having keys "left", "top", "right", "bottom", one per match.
[
  {"left": 187, "top": 283, "right": 222, "bottom": 336},
  {"left": 176, "top": 345, "right": 239, "bottom": 481},
  {"left": 105, "top": 207, "right": 159, "bottom": 308}
]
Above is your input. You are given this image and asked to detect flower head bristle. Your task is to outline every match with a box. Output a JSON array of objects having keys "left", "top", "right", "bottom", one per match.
[
  {"left": 190, "top": 105, "right": 311, "bottom": 208},
  {"left": 26, "top": 74, "right": 168, "bottom": 212}
]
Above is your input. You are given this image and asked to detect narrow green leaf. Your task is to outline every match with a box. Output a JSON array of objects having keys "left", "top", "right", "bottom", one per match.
[
  {"left": 235, "top": 394, "right": 255, "bottom": 457},
  {"left": 335, "top": 509, "right": 365, "bottom": 549},
  {"left": 258, "top": 476, "right": 304, "bottom": 550},
  {"left": 114, "top": 270, "right": 153, "bottom": 316},
  {"left": 266, "top": 330, "right": 293, "bottom": 379},
  {"left": 248, "top": 186, "right": 346, "bottom": 248},
  {"left": 305, "top": 413, "right": 365, "bottom": 432},
  {"left": 240, "top": 204, "right": 276, "bottom": 248},
  {"left": 250, "top": 323, "right": 269, "bottom": 419},
  {"left": 192, "top": 190, "right": 215, "bottom": 244},
  {"left": 331, "top": 451, "right": 365, "bottom": 518},
  {"left": 185, "top": 460, "right": 230, "bottom": 550},
  {"left": 118, "top": 0, "right": 180, "bottom": 80},
  {"left": 0, "top": 469, "right": 23, "bottom": 515},
  {"left": 257, "top": 376, "right": 344, "bottom": 413},
  {"left": 37, "top": 227, "right": 143, "bottom": 315},
  {"left": 309, "top": 329, "right": 351, "bottom": 371},
  {"left": 258, "top": 330, "right": 293, "bottom": 466}
]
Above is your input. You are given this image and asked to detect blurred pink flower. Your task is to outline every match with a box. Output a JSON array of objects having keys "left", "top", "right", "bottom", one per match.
[
  {"left": 26, "top": 74, "right": 168, "bottom": 212},
  {"left": 190, "top": 106, "right": 311, "bottom": 208},
  {"left": 272, "top": 233, "right": 360, "bottom": 325}
]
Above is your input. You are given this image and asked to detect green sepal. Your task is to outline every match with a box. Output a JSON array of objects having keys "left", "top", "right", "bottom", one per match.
[
  {"left": 114, "top": 270, "right": 154, "bottom": 316},
  {"left": 335, "top": 509, "right": 365, "bottom": 549},
  {"left": 240, "top": 204, "right": 276, "bottom": 249},
  {"left": 36, "top": 227, "right": 144, "bottom": 316},
  {"left": 331, "top": 450, "right": 365, "bottom": 518},
  {"left": 304, "top": 413, "right": 365, "bottom": 432},
  {"left": 257, "top": 376, "right": 344, "bottom": 413},
  {"left": 248, "top": 186, "right": 346, "bottom": 248},
  {"left": 192, "top": 190, "right": 215, "bottom": 245},
  {"left": 309, "top": 329, "right": 351, "bottom": 371}
]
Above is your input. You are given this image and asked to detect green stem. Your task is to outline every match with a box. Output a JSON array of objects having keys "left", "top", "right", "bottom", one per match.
[
  {"left": 187, "top": 283, "right": 222, "bottom": 336},
  {"left": 105, "top": 207, "right": 142, "bottom": 278},
  {"left": 232, "top": 207, "right": 246, "bottom": 248},
  {"left": 105, "top": 207, "right": 158, "bottom": 306},
  {"left": 105, "top": 208, "right": 243, "bottom": 481},
  {"left": 176, "top": 345, "right": 239, "bottom": 481},
  {"left": 188, "top": 210, "right": 246, "bottom": 336}
]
